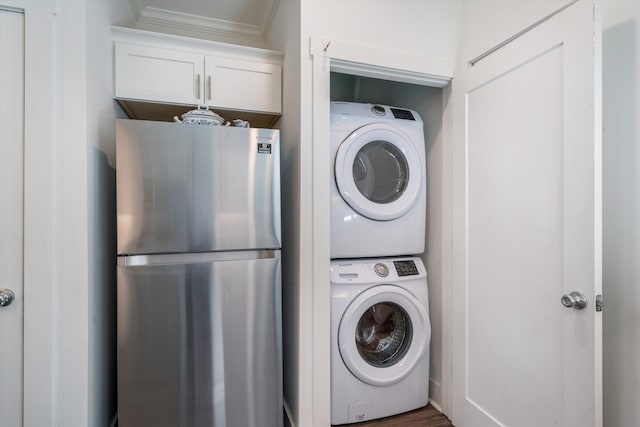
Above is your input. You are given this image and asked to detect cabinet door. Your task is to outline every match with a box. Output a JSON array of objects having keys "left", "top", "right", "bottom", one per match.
[
  {"left": 115, "top": 43, "right": 204, "bottom": 105},
  {"left": 204, "top": 56, "right": 282, "bottom": 113},
  {"left": 451, "top": 1, "right": 601, "bottom": 427}
]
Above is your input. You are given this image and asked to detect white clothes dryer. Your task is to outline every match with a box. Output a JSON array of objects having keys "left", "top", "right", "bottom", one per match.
[
  {"left": 331, "top": 257, "right": 431, "bottom": 425},
  {"left": 330, "top": 102, "right": 427, "bottom": 259}
]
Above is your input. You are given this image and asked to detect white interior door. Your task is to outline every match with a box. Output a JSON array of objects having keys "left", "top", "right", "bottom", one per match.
[
  {"left": 0, "top": 7, "right": 24, "bottom": 427},
  {"left": 452, "top": 2, "right": 601, "bottom": 427}
]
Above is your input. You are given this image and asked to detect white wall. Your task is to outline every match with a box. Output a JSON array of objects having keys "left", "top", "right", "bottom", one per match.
[
  {"left": 53, "top": 3, "right": 90, "bottom": 425},
  {"left": 86, "top": 3, "right": 135, "bottom": 426},
  {"left": 602, "top": 2, "right": 640, "bottom": 426},
  {"left": 305, "top": 0, "right": 461, "bottom": 77},
  {"left": 456, "top": 0, "right": 572, "bottom": 63},
  {"left": 265, "top": 2, "right": 305, "bottom": 426},
  {"left": 54, "top": 1, "right": 134, "bottom": 425},
  {"left": 55, "top": 2, "right": 134, "bottom": 425}
]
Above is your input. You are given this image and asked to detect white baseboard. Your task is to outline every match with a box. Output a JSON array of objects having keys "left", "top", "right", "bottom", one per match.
[
  {"left": 429, "top": 378, "right": 443, "bottom": 412},
  {"left": 428, "top": 398, "right": 443, "bottom": 412}
]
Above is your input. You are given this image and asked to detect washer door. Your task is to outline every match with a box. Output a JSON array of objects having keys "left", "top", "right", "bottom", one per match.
[
  {"left": 335, "top": 123, "right": 422, "bottom": 221},
  {"left": 338, "top": 285, "right": 429, "bottom": 386}
]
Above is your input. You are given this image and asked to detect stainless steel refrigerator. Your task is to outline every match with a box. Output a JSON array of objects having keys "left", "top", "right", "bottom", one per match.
[{"left": 115, "top": 119, "right": 282, "bottom": 427}]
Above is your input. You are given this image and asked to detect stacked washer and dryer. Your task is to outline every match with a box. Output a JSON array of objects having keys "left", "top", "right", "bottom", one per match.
[{"left": 330, "top": 102, "right": 432, "bottom": 425}]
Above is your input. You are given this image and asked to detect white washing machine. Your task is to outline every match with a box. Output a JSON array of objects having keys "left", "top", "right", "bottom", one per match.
[
  {"left": 331, "top": 257, "right": 431, "bottom": 425},
  {"left": 330, "top": 102, "right": 427, "bottom": 259}
]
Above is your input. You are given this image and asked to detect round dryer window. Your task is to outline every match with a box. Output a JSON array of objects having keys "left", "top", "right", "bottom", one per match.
[
  {"left": 353, "top": 141, "right": 409, "bottom": 204},
  {"left": 335, "top": 123, "right": 422, "bottom": 221},
  {"left": 338, "top": 285, "right": 429, "bottom": 386}
]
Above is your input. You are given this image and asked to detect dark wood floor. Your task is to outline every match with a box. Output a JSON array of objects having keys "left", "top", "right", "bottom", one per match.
[{"left": 339, "top": 404, "right": 455, "bottom": 427}]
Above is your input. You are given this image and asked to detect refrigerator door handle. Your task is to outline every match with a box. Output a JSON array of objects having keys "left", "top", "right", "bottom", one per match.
[{"left": 118, "top": 249, "right": 280, "bottom": 267}]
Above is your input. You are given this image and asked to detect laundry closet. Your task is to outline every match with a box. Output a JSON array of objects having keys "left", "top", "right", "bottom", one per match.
[{"left": 328, "top": 71, "right": 448, "bottom": 419}]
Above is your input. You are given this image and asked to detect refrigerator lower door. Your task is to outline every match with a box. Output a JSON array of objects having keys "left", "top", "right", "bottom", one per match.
[{"left": 117, "top": 251, "right": 282, "bottom": 427}]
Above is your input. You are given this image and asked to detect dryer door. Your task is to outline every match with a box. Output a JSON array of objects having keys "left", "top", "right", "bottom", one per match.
[
  {"left": 335, "top": 123, "right": 422, "bottom": 221},
  {"left": 338, "top": 285, "right": 430, "bottom": 386}
]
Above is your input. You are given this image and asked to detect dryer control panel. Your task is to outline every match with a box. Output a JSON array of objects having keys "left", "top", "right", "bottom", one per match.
[
  {"left": 331, "top": 102, "right": 423, "bottom": 131},
  {"left": 390, "top": 107, "right": 415, "bottom": 121},
  {"left": 369, "top": 104, "right": 416, "bottom": 121}
]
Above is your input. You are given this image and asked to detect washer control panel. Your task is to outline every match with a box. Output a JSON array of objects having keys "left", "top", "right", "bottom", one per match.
[
  {"left": 371, "top": 104, "right": 386, "bottom": 116},
  {"left": 373, "top": 263, "right": 389, "bottom": 277},
  {"left": 331, "top": 257, "right": 426, "bottom": 283},
  {"left": 393, "top": 260, "right": 419, "bottom": 276}
]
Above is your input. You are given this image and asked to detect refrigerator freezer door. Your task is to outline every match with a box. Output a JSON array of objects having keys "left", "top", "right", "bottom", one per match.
[
  {"left": 117, "top": 252, "right": 282, "bottom": 427},
  {"left": 116, "top": 120, "right": 281, "bottom": 255}
]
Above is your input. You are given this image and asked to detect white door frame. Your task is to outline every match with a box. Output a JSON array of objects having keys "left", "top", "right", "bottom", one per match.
[{"left": 308, "top": 37, "right": 455, "bottom": 425}]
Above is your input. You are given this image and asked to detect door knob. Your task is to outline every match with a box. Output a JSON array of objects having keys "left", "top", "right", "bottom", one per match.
[
  {"left": 0, "top": 289, "right": 15, "bottom": 307},
  {"left": 561, "top": 291, "right": 587, "bottom": 310}
]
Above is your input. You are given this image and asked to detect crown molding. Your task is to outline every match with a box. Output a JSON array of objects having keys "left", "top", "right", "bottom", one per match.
[
  {"left": 256, "top": 0, "right": 279, "bottom": 39},
  {"left": 127, "top": 0, "right": 281, "bottom": 46},
  {"left": 138, "top": 6, "right": 264, "bottom": 43},
  {"left": 128, "top": 0, "right": 144, "bottom": 20}
]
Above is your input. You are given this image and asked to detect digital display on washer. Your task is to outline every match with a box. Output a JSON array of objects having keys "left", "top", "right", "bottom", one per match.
[
  {"left": 390, "top": 108, "right": 415, "bottom": 121},
  {"left": 393, "top": 260, "right": 419, "bottom": 276}
]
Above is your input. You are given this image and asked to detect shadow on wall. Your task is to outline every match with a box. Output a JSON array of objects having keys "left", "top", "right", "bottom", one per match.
[
  {"left": 280, "top": 131, "right": 301, "bottom": 427},
  {"left": 93, "top": 145, "right": 117, "bottom": 426},
  {"left": 603, "top": 18, "right": 638, "bottom": 427}
]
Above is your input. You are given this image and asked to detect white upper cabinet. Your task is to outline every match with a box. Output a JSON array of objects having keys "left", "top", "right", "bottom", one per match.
[
  {"left": 203, "top": 55, "right": 281, "bottom": 113},
  {"left": 115, "top": 43, "right": 205, "bottom": 105},
  {"left": 112, "top": 27, "right": 283, "bottom": 114}
]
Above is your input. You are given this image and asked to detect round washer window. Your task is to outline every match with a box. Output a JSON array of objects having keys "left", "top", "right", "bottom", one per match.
[
  {"left": 338, "top": 285, "right": 429, "bottom": 386},
  {"left": 352, "top": 141, "right": 410, "bottom": 204},
  {"left": 355, "top": 302, "right": 413, "bottom": 367}
]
